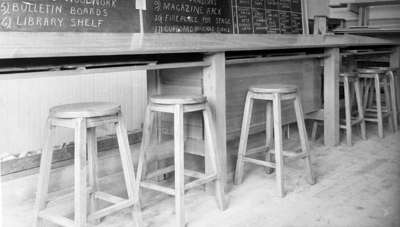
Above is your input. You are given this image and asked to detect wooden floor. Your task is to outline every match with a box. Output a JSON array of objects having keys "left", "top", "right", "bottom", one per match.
[{"left": 2, "top": 124, "right": 400, "bottom": 227}]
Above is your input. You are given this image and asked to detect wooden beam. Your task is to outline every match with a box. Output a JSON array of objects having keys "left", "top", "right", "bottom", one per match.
[
  {"left": 323, "top": 48, "right": 340, "bottom": 146},
  {"left": 226, "top": 53, "right": 330, "bottom": 65},
  {"left": 202, "top": 52, "right": 227, "bottom": 188}
]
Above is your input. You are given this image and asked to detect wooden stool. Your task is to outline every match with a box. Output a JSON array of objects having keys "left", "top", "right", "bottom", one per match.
[
  {"left": 367, "top": 67, "right": 399, "bottom": 127},
  {"left": 311, "top": 73, "right": 366, "bottom": 145},
  {"left": 33, "top": 102, "right": 142, "bottom": 227},
  {"left": 358, "top": 68, "right": 397, "bottom": 138},
  {"left": 234, "top": 84, "right": 315, "bottom": 197},
  {"left": 136, "top": 95, "right": 227, "bottom": 227}
]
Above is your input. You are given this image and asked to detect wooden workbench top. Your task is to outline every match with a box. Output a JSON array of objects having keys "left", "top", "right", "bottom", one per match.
[{"left": 1, "top": 33, "right": 399, "bottom": 59}]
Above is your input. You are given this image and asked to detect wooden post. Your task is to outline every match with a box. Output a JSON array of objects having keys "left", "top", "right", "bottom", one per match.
[
  {"left": 313, "top": 15, "right": 327, "bottom": 35},
  {"left": 203, "top": 52, "right": 227, "bottom": 189},
  {"left": 323, "top": 48, "right": 340, "bottom": 146},
  {"left": 390, "top": 46, "right": 400, "bottom": 122},
  {"left": 301, "top": 0, "right": 310, "bottom": 34}
]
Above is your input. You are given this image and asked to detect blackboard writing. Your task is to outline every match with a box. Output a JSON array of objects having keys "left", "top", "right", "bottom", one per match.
[
  {"left": 144, "top": 0, "right": 233, "bottom": 33},
  {"left": 233, "top": 0, "right": 303, "bottom": 34},
  {"left": 0, "top": 0, "right": 140, "bottom": 32}
]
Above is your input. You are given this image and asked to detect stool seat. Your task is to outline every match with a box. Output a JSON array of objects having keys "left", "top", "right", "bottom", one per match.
[
  {"left": 249, "top": 84, "right": 297, "bottom": 94},
  {"left": 357, "top": 68, "right": 387, "bottom": 74},
  {"left": 339, "top": 72, "right": 357, "bottom": 77},
  {"left": 50, "top": 102, "right": 121, "bottom": 118},
  {"left": 150, "top": 95, "right": 206, "bottom": 105},
  {"left": 367, "top": 67, "right": 399, "bottom": 72}
]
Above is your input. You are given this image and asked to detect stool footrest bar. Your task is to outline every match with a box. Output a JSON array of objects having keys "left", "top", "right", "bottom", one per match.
[
  {"left": 38, "top": 210, "right": 75, "bottom": 227},
  {"left": 184, "top": 174, "right": 217, "bottom": 190},
  {"left": 94, "top": 191, "right": 125, "bottom": 204},
  {"left": 243, "top": 157, "right": 276, "bottom": 168},
  {"left": 88, "top": 200, "right": 133, "bottom": 221},
  {"left": 245, "top": 146, "right": 269, "bottom": 155},
  {"left": 141, "top": 181, "right": 175, "bottom": 195}
]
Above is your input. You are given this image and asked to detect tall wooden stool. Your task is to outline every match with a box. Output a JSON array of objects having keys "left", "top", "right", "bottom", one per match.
[
  {"left": 358, "top": 68, "right": 397, "bottom": 138},
  {"left": 34, "top": 102, "right": 142, "bottom": 227},
  {"left": 136, "top": 95, "right": 227, "bottom": 227},
  {"left": 234, "top": 84, "right": 315, "bottom": 197},
  {"left": 367, "top": 67, "right": 399, "bottom": 127},
  {"left": 311, "top": 73, "right": 366, "bottom": 145}
]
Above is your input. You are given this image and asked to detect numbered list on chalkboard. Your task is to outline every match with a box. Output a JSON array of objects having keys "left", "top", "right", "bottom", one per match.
[
  {"left": 233, "top": 0, "right": 302, "bottom": 34},
  {"left": 0, "top": 0, "right": 140, "bottom": 32},
  {"left": 143, "top": 0, "right": 233, "bottom": 33}
]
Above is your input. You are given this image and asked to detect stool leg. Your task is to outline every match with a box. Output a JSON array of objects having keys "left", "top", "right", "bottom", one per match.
[
  {"left": 363, "top": 79, "right": 372, "bottom": 111},
  {"left": 368, "top": 82, "right": 375, "bottom": 109},
  {"left": 87, "top": 127, "right": 99, "bottom": 224},
  {"left": 74, "top": 118, "right": 88, "bottom": 227},
  {"left": 265, "top": 101, "right": 274, "bottom": 174},
  {"left": 203, "top": 104, "right": 228, "bottom": 210},
  {"left": 294, "top": 94, "right": 316, "bottom": 185},
  {"left": 374, "top": 75, "right": 384, "bottom": 138},
  {"left": 389, "top": 72, "right": 398, "bottom": 131},
  {"left": 173, "top": 104, "right": 186, "bottom": 227},
  {"left": 234, "top": 92, "right": 254, "bottom": 185},
  {"left": 272, "top": 93, "right": 285, "bottom": 197},
  {"left": 354, "top": 79, "right": 367, "bottom": 140},
  {"left": 311, "top": 121, "right": 319, "bottom": 141},
  {"left": 33, "top": 118, "right": 55, "bottom": 227},
  {"left": 344, "top": 76, "right": 352, "bottom": 145},
  {"left": 383, "top": 78, "right": 394, "bottom": 132},
  {"left": 136, "top": 105, "right": 155, "bottom": 207},
  {"left": 115, "top": 112, "right": 143, "bottom": 227}
]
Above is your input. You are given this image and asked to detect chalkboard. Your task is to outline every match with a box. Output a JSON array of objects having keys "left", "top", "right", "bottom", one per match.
[
  {"left": 143, "top": 0, "right": 233, "bottom": 33},
  {"left": 0, "top": 0, "right": 140, "bottom": 32},
  {"left": 233, "top": 0, "right": 303, "bottom": 34}
]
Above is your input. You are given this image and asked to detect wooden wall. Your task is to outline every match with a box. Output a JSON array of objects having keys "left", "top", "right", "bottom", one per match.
[
  {"left": 154, "top": 58, "right": 322, "bottom": 142},
  {"left": 226, "top": 59, "right": 322, "bottom": 140},
  {"left": 0, "top": 70, "right": 147, "bottom": 156},
  {"left": 329, "top": 4, "right": 400, "bottom": 27}
]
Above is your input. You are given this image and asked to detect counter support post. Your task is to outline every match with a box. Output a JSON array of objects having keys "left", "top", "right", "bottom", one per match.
[
  {"left": 324, "top": 48, "right": 340, "bottom": 146},
  {"left": 203, "top": 52, "right": 227, "bottom": 191},
  {"left": 390, "top": 46, "right": 400, "bottom": 122}
]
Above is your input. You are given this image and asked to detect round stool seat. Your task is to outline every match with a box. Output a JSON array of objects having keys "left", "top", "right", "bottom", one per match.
[
  {"left": 150, "top": 95, "right": 206, "bottom": 105},
  {"left": 249, "top": 84, "right": 297, "bottom": 94},
  {"left": 357, "top": 68, "right": 386, "bottom": 74},
  {"left": 50, "top": 102, "right": 121, "bottom": 118},
  {"left": 367, "top": 67, "right": 399, "bottom": 72},
  {"left": 339, "top": 72, "right": 357, "bottom": 77}
]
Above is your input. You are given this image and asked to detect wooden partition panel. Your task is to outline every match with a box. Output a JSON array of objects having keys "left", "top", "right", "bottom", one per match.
[
  {"left": 226, "top": 58, "right": 322, "bottom": 140},
  {"left": 155, "top": 58, "right": 322, "bottom": 142}
]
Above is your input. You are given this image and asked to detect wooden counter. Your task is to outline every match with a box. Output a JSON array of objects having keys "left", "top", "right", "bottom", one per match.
[{"left": 1, "top": 33, "right": 399, "bottom": 59}]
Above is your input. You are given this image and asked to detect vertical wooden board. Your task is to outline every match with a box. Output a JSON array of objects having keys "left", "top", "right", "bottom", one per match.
[
  {"left": 390, "top": 46, "right": 400, "bottom": 114},
  {"left": 203, "top": 53, "right": 227, "bottom": 185},
  {"left": 323, "top": 48, "right": 340, "bottom": 146}
]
